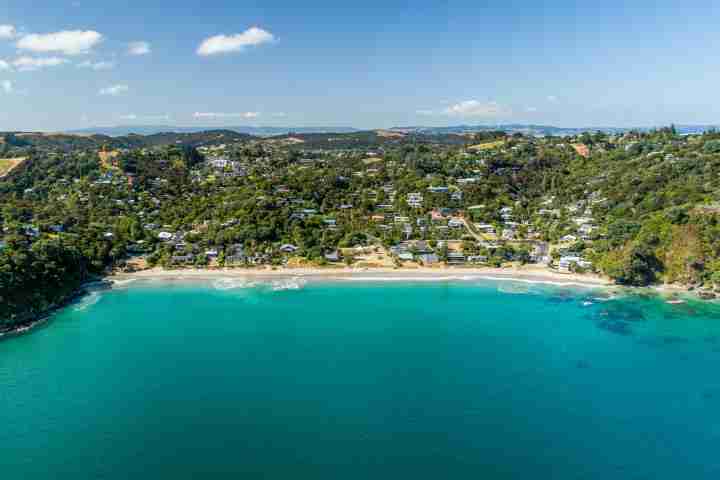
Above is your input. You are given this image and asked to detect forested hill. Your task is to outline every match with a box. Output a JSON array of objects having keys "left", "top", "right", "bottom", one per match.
[
  {"left": 0, "top": 130, "right": 256, "bottom": 152},
  {"left": 0, "top": 129, "right": 500, "bottom": 154}
]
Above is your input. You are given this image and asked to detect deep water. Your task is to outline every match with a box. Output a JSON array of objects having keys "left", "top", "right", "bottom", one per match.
[{"left": 2, "top": 279, "right": 720, "bottom": 479}]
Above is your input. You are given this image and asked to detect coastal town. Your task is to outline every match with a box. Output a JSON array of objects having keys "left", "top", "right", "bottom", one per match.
[{"left": 3, "top": 126, "right": 720, "bottom": 325}]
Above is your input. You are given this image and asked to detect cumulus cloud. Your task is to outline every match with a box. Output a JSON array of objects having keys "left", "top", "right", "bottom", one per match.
[
  {"left": 197, "top": 27, "right": 274, "bottom": 56},
  {"left": 546, "top": 95, "right": 558, "bottom": 102},
  {"left": 12, "top": 56, "right": 68, "bottom": 71},
  {"left": 1, "top": 80, "right": 13, "bottom": 94},
  {"left": 0, "top": 25, "right": 16, "bottom": 39},
  {"left": 442, "top": 100, "right": 507, "bottom": 117},
  {"left": 193, "top": 111, "right": 260, "bottom": 119},
  {"left": 77, "top": 60, "right": 115, "bottom": 70},
  {"left": 99, "top": 84, "right": 128, "bottom": 96},
  {"left": 0, "top": 59, "right": 10, "bottom": 71},
  {"left": 127, "top": 41, "right": 150, "bottom": 55},
  {"left": 17, "top": 30, "right": 103, "bottom": 55}
]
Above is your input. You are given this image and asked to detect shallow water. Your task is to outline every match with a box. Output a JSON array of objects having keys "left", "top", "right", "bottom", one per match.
[{"left": 2, "top": 279, "right": 720, "bottom": 479}]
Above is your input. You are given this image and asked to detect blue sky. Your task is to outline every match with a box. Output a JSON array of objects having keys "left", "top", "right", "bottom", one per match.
[{"left": 1, "top": 0, "right": 720, "bottom": 131}]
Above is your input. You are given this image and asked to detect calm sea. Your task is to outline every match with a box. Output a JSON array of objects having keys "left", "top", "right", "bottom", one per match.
[{"left": 2, "top": 278, "right": 720, "bottom": 479}]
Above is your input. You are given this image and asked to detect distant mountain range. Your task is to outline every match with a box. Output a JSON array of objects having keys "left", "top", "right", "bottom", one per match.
[{"left": 66, "top": 123, "right": 720, "bottom": 138}]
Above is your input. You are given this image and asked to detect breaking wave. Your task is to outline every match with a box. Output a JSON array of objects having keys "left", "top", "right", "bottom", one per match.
[
  {"left": 212, "top": 278, "right": 260, "bottom": 291},
  {"left": 270, "top": 277, "right": 308, "bottom": 291},
  {"left": 73, "top": 291, "right": 102, "bottom": 312}
]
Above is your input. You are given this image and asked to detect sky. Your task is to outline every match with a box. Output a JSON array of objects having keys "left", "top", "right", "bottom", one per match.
[{"left": 1, "top": 0, "right": 720, "bottom": 131}]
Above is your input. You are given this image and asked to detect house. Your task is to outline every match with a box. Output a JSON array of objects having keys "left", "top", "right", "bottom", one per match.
[
  {"left": 501, "top": 228, "right": 516, "bottom": 240},
  {"left": 448, "top": 218, "right": 464, "bottom": 228},
  {"left": 417, "top": 253, "right": 439, "bottom": 265},
  {"left": 324, "top": 250, "right": 341, "bottom": 262},
  {"left": 447, "top": 252, "right": 466, "bottom": 265},
  {"left": 171, "top": 254, "right": 195, "bottom": 264},
  {"left": 397, "top": 252, "right": 414, "bottom": 261},
  {"left": 407, "top": 192, "right": 423, "bottom": 208},
  {"left": 226, "top": 245, "right": 246, "bottom": 264},
  {"left": 475, "top": 223, "right": 496, "bottom": 234},
  {"left": 560, "top": 234, "right": 578, "bottom": 243},
  {"left": 427, "top": 186, "right": 449, "bottom": 193},
  {"left": 457, "top": 178, "right": 478, "bottom": 185},
  {"left": 279, "top": 244, "right": 299, "bottom": 253},
  {"left": 158, "top": 231, "right": 174, "bottom": 241},
  {"left": 558, "top": 255, "right": 592, "bottom": 273},
  {"left": 467, "top": 255, "right": 488, "bottom": 264}
]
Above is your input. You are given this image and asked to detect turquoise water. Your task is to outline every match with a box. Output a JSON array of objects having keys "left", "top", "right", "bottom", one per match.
[{"left": 2, "top": 278, "right": 720, "bottom": 479}]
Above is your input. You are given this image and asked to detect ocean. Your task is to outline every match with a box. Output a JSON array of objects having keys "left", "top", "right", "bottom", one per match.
[{"left": 2, "top": 277, "right": 720, "bottom": 479}]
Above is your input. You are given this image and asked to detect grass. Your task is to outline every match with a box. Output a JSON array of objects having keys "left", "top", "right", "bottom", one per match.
[
  {"left": 0, "top": 157, "right": 26, "bottom": 178},
  {"left": 468, "top": 140, "right": 505, "bottom": 151}
]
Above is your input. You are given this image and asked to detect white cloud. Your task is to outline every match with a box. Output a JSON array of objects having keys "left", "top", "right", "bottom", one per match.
[
  {"left": 77, "top": 60, "right": 115, "bottom": 70},
  {"left": 526, "top": 106, "right": 538, "bottom": 112},
  {"left": 127, "top": 41, "right": 150, "bottom": 55},
  {"left": 197, "top": 27, "right": 274, "bottom": 56},
  {"left": 99, "top": 84, "right": 128, "bottom": 96},
  {"left": 17, "top": 30, "right": 103, "bottom": 55},
  {"left": 1, "top": 80, "right": 13, "bottom": 94},
  {"left": 193, "top": 111, "right": 260, "bottom": 119},
  {"left": 0, "top": 25, "right": 16, "bottom": 39},
  {"left": 12, "top": 56, "right": 68, "bottom": 71},
  {"left": 120, "top": 113, "right": 170, "bottom": 122},
  {"left": 546, "top": 95, "right": 558, "bottom": 102},
  {"left": 0, "top": 59, "right": 10, "bottom": 71},
  {"left": 442, "top": 100, "right": 507, "bottom": 117},
  {"left": 416, "top": 109, "right": 435, "bottom": 116}
]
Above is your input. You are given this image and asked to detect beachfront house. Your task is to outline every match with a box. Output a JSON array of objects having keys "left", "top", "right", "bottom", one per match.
[
  {"left": 417, "top": 253, "right": 439, "bottom": 265},
  {"left": 279, "top": 244, "right": 299, "bottom": 253},
  {"left": 324, "top": 250, "right": 341, "bottom": 262},
  {"left": 447, "top": 252, "right": 466, "bottom": 265},
  {"left": 558, "top": 255, "right": 593, "bottom": 273}
]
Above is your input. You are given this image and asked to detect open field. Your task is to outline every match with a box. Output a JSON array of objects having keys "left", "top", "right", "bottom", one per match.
[
  {"left": 0, "top": 157, "right": 26, "bottom": 178},
  {"left": 468, "top": 140, "right": 505, "bottom": 150}
]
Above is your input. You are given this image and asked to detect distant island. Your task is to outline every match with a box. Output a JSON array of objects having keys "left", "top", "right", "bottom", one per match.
[{"left": 2, "top": 125, "right": 720, "bottom": 332}]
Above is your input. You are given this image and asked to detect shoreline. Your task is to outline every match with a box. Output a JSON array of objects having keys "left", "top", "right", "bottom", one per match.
[{"left": 111, "top": 265, "right": 613, "bottom": 288}]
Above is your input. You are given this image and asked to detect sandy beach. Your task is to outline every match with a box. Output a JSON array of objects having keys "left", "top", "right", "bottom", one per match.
[{"left": 111, "top": 264, "right": 613, "bottom": 288}]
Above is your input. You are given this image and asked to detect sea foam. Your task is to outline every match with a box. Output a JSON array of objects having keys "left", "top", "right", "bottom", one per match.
[{"left": 270, "top": 277, "right": 307, "bottom": 291}]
